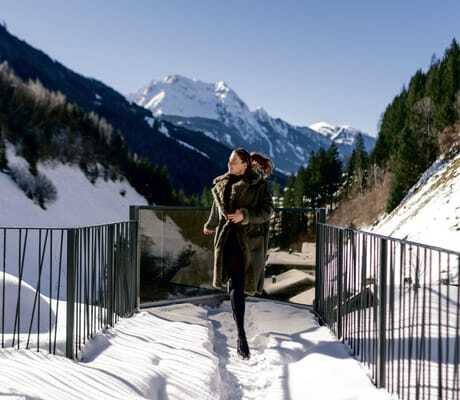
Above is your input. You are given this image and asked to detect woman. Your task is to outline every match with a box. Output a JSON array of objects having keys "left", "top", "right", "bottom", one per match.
[{"left": 203, "top": 148, "right": 274, "bottom": 360}]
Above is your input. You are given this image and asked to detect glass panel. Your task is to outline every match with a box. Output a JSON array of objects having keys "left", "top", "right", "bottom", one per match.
[{"left": 137, "top": 207, "right": 318, "bottom": 305}]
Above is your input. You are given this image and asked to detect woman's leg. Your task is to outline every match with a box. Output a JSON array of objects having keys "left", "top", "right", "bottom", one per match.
[
  {"left": 229, "top": 258, "right": 245, "bottom": 338},
  {"left": 224, "top": 230, "right": 250, "bottom": 358}
]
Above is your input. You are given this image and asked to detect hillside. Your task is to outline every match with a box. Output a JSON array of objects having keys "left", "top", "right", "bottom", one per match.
[
  {"left": 0, "top": 25, "right": 228, "bottom": 194},
  {"left": 0, "top": 143, "right": 147, "bottom": 227},
  {"left": 371, "top": 151, "right": 460, "bottom": 253}
]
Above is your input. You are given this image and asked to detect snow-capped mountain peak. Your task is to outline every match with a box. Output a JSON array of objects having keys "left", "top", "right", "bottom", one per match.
[
  {"left": 309, "top": 121, "right": 338, "bottom": 139},
  {"left": 130, "top": 75, "right": 376, "bottom": 173},
  {"left": 215, "top": 80, "right": 230, "bottom": 95},
  {"left": 309, "top": 121, "right": 374, "bottom": 151},
  {"left": 129, "top": 75, "right": 249, "bottom": 122},
  {"left": 254, "top": 106, "right": 271, "bottom": 122}
]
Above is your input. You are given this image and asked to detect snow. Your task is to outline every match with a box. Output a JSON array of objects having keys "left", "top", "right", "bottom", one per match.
[
  {"left": 274, "top": 167, "right": 292, "bottom": 176},
  {"left": 0, "top": 298, "right": 393, "bottom": 400},
  {"left": 225, "top": 133, "right": 234, "bottom": 146},
  {"left": 264, "top": 269, "right": 314, "bottom": 296},
  {"left": 174, "top": 139, "right": 209, "bottom": 158},
  {"left": 129, "top": 74, "right": 377, "bottom": 174},
  {"left": 132, "top": 74, "right": 222, "bottom": 120},
  {"left": 267, "top": 249, "right": 314, "bottom": 267},
  {"left": 1, "top": 144, "right": 148, "bottom": 228},
  {"left": 309, "top": 121, "right": 338, "bottom": 139},
  {"left": 145, "top": 116, "right": 155, "bottom": 128},
  {"left": 371, "top": 152, "right": 460, "bottom": 254},
  {"left": 0, "top": 272, "right": 55, "bottom": 335},
  {"left": 202, "top": 130, "right": 218, "bottom": 141},
  {"left": 158, "top": 122, "right": 171, "bottom": 138},
  {"left": 326, "top": 150, "right": 460, "bottom": 400},
  {"left": 129, "top": 74, "right": 275, "bottom": 152},
  {"left": 309, "top": 121, "right": 374, "bottom": 151},
  {"left": 0, "top": 144, "right": 148, "bottom": 298},
  {"left": 0, "top": 142, "right": 402, "bottom": 398}
]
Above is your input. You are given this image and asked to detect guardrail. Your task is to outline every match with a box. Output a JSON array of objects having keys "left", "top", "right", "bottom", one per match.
[
  {"left": 315, "top": 222, "right": 460, "bottom": 400},
  {"left": 0, "top": 221, "right": 137, "bottom": 359}
]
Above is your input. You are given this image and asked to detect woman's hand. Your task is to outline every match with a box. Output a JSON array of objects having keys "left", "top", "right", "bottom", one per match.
[
  {"left": 227, "top": 209, "right": 244, "bottom": 224},
  {"left": 203, "top": 227, "right": 215, "bottom": 236}
]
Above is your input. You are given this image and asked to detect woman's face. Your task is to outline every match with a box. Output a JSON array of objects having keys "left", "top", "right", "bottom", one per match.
[{"left": 227, "top": 151, "right": 247, "bottom": 175}]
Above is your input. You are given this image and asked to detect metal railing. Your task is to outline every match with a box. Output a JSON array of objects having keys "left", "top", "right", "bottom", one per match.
[
  {"left": 0, "top": 221, "right": 137, "bottom": 359},
  {"left": 315, "top": 222, "right": 460, "bottom": 400}
]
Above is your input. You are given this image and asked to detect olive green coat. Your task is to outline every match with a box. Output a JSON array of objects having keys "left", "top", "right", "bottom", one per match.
[{"left": 204, "top": 169, "right": 274, "bottom": 295}]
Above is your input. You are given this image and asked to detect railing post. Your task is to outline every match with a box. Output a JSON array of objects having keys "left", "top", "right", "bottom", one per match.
[
  {"left": 377, "top": 237, "right": 388, "bottom": 388},
  {"left": 107, "top": 224, "right": 114, "bottom": 326},
  {"left": 129, "top": 206, "right": 141, "bottom": 312},
  {"left": 314, "top": 208, "right": 326, "bottom": 315},
  {"left": 337, "top": 229, "right": 344, "bottom": 340},
  {"left": 66, "top": 229, "right": 76, "bottom": 359}
]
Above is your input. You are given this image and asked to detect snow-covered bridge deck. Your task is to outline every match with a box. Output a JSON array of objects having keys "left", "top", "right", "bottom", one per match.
[{"left": 0, "top": 298, "right": 392, "bottom": 400}]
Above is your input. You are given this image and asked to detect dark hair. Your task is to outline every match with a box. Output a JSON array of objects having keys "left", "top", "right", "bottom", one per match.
[
  {"left": 250, "top": 151, "right": 273, "bottom": 177},
  {"left": 233, "top": 148, "right": 273, "bottom": 178}
]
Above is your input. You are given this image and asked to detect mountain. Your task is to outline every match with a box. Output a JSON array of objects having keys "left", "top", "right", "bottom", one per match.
[
  {"left": 0, "top": 25, "right": 229, "bottom": 195},
  {"left": 129, "top": 74, "right": 376, "bottom": 174},
  {"left": 309, "top": 122, "right": 375, "bottom": 159}
]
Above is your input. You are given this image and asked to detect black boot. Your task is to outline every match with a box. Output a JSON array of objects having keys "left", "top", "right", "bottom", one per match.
[{"left": 237, "top": 333, "right": 250, "bottom": 360}]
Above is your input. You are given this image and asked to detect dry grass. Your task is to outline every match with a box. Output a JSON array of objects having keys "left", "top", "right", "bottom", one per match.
[
  {"left": 439, "top": 122, "right": 460, "bottom": 159},
  {"left": 430, "top": 155, "right": 460, "bottom": 192},
  {"left": 327, "top": 171, "right": 392, "bottom": 228}
]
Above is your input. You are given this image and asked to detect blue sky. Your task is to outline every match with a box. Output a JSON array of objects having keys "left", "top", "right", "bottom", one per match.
[{"left": 2, "top": 0, "right": 460, "bottom": 136}]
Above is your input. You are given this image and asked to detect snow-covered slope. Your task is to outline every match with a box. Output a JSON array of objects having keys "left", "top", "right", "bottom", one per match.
[
  {"left": 371, "top": 152, "right": 460, "bottom": 253},
  {"left": 129, "top": 75, "right": 375, "bottom": 173},
  {"left": 0, "top": 144, "right": 148, "bottom": 228},
  {"left": 0, "top": 144, "right": 149, "bottom": 297}
]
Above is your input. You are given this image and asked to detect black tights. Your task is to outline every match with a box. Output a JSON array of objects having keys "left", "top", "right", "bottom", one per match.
[{"left": 224, "top": 229, "right": 246, "bottom": 338}]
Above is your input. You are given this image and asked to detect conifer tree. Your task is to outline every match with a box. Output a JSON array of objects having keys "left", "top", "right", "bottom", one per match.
[
  {"left": 0, "top": 133, "right": 7, "bottom": 170},
  {"left": 387, "top": 126, "right": 418, "bottom": 211},
  {"left": 324, "top": 143, "right": 342, "bottom": 208}
]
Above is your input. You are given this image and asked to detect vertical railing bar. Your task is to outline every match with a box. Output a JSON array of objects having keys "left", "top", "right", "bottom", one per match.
[
  {"left": 372, "top": 236, "right": 377, "bottom": 380},
  {"left": 26, "top": 229, "right": 49, "bottom": 350},
  {"left": 53, "top": 229, "right": 64, "bottom": 355},
  {"left": 49, "top": 229, "right": 53, "bottom": 353},
  {"left": 37, "top": 229, "right": 42, "bottom": 351},
  {"left": 428, "top": 249, "right": 433, "bottom": 400},
  {"left": 389, "top": 240, "right": 395, "bottom": 394},
  {"left": 419, "top": 247, "right": 427, "bottom": 400},
  {"left": 77, "top": 228, "right": 82, "bottom": 354},
  {"left": 13, "top": 228, "right": 27, "bottom": 349},
  {"left": 414, "top": 245, "right": 421, "bottom": 400},
  {"left": 91, "top": 227, "right": 96, "bottom": 338},
  {"left": 445, "top": 253, "right": 451, "bottom": 400},
  {"left": 400, "top": 241, "right": 404, "bottom": 399},
  {"left": 337, "top": 229, "right": 343, "bottom": 340},
  {"left": 65, "top": 228, "right": 76, "bottom": 359},
  {"left": 452, "top": 255, "right": 460, "bottom": 400},
  {"left": 98, "top": 227, "right": 102, "bottom": 324},
  {"left": 438, "top": 251, "right": 443, "bottom": 400},
  {"left": 378, "top": 237, "right": 387, "bottom": 389},
  {"left": 107, "top": 224, "right": 113, "bottom": 327},
  {"left": 84, "top": 227, "right": 89, "bottom": 343},
  {"left": 410, "top": 243, "right": 416, "bottom": 399},
  {"left": 1, "top": 228, "right": 6, "bottom": 348}
]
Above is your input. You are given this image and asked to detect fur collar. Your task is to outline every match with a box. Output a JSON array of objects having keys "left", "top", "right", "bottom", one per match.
[
  {"left": 211, "top": 169, "right": 262, "bottom": 215},
  {"left": 212, "top": 169, "right": 262, "bottom": 186}
]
